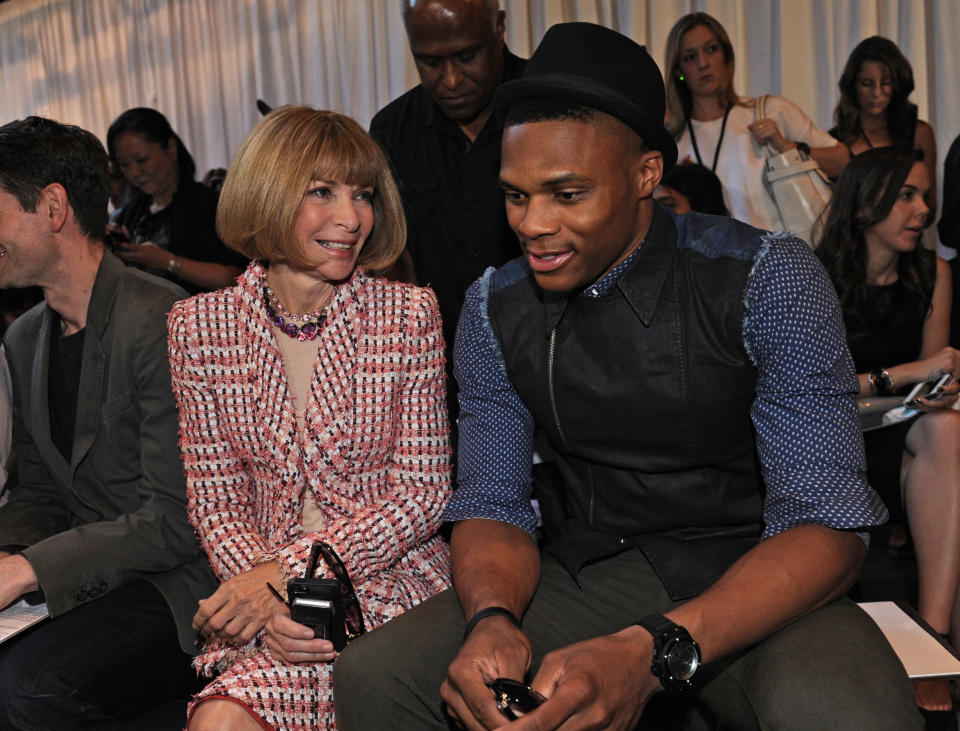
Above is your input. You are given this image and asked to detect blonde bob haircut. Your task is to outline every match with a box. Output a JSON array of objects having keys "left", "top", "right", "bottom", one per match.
[
  {"left": 664, "top": 13, "right": 739, "bottom": 138},
  {"left": 217, "top": 106, "right": 405, "bottom": 271}
]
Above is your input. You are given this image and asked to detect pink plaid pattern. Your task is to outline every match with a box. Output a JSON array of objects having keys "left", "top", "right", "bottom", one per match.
[{"left": 167, "top": 262, "right": 453, "bottom": 729}]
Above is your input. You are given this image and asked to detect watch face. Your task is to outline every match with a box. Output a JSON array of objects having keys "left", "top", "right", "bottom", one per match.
[{"left": 665, "top": 640, "right": 700, "bottom": 681}]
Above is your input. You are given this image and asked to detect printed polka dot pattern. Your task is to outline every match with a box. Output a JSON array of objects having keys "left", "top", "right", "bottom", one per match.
[
  {"left": 745, "top": 233, "right": 886, "bottom": 539},
  {"left": 446, "top": 266, "right": 539, "bottom": 534}
]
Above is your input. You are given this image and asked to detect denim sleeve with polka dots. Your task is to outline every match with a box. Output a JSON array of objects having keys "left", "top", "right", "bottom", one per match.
[{"left": 746, "top": 234, "right": 886, "bottom": 541}]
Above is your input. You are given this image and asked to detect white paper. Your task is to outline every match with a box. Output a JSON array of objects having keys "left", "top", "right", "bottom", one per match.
[
  {"left": 859, "top": 601, "right": 960, "bottom": 678},
  {"left": 0, "top": 599, "right": 48, "bottom": 643}
]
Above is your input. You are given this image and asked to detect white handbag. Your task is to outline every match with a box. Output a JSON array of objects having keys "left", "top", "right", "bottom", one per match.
[{"left": 756, "top": 95, "right": 833, "bottom": 247}]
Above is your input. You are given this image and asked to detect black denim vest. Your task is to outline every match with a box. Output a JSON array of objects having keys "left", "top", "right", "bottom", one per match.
[{"left": 487, "top": 208, "right": 766, "bottom": 599}]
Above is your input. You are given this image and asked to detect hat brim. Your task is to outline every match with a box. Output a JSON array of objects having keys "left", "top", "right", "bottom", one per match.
[{"left": 495, "top": 74, "right": 677, "bottom": 173}]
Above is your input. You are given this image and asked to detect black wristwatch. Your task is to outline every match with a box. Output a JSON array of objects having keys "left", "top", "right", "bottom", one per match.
[{"left": 635, "top": 615, "right": 701, "bottom": 693}]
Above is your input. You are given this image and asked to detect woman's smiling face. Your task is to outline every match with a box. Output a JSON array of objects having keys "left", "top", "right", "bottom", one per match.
[{"left": 289, "top": 179, "right": 374, "bottom": 283}]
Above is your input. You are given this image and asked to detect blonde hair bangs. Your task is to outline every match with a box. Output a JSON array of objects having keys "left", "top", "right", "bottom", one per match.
[{"left": 217, "top": 105, "right": 405, "bottom": 271}]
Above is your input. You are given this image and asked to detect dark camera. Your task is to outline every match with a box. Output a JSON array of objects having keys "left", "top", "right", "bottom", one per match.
[{"left": 287, "top": 577, "right": 346, "bottom": 651}]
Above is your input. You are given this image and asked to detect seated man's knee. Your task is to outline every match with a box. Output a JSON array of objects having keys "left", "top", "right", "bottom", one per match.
[
  {"left": 741, "top": 601, "right": 922, "bottom": 730},
  {"left": 335, "top": 591, "right": 463, "bottom": 729},
  {"left": 333, "top": 628, "right": 396, "bottom": 711},
  {"left": 0, "top": 659, "right": 24, "bottom": 724},
  {"left": 0, "top": 644, "right": 62, "bottom": 728}
]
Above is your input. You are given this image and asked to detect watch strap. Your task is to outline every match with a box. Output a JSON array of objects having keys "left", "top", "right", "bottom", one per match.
[
  {"left": 636, "top": 614, "right": 678, "bottom": 637},
  {"left": 635, "top": 614, "right": 700, "bottom": 693}
]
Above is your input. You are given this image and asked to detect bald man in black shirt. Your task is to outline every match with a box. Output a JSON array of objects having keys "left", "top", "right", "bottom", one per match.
[{"left": 370, "top": 0, "right": 525, "bottom": 430}]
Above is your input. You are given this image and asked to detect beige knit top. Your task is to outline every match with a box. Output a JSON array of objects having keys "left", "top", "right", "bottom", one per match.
[{"left": 274, "top": 331, "right": 326, "bottom": 532}]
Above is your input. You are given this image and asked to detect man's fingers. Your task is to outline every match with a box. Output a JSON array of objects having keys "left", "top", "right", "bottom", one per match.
[
  {"left": 440, "top": 678, "right": 497, "bottom": 731},
  {"left": 521, "top": 691, "right": 593, "bottom": 730},
  {"left": 461, "top": 674, "right": 515, "bottom": 730}
]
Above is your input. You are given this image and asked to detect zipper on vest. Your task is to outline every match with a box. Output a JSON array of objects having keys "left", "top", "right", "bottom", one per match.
[{"left": 547, "top": 327, "right": 570, "bottom": 450}]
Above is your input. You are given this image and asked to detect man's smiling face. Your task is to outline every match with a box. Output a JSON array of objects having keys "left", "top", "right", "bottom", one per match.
[{"left": 499, "top": 114, "right": 659, "bottom": 292}]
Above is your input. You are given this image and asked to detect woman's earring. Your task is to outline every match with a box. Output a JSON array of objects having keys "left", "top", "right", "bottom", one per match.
[{"left": 676, "top": 72, "right": 685, "bottom": 82}]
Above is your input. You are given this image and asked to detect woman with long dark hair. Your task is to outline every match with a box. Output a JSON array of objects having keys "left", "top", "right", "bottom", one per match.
[
  {"left": 817, "top": 146, "right": 960, "bottom": 718},
  {"left": 664, "top": 12, "right": 846, "bottom": 233},
  {"left": 107, "top": 107, "right": 246, "bottom": 294},
  {"left": 831, "top": 36, "right": 937, "bottom": 210}
]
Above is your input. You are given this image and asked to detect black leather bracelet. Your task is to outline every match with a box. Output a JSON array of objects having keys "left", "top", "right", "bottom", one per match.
[{"left": 463, "top": 606, "right": 521, "bottom": 641}]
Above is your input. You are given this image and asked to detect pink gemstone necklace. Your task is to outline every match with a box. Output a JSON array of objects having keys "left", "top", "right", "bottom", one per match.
[{"left": 263, "top": 284, "right": 330, "bottom": 341}]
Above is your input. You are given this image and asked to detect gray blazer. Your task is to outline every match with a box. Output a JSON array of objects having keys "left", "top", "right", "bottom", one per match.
[{"left": 0, "top": 252, "right": 216, "bottom": 653}]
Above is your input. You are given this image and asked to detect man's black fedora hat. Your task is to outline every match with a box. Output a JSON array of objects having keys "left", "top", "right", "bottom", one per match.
[{"left": 494, "top": 22, "right": 677, "bottom": 172}]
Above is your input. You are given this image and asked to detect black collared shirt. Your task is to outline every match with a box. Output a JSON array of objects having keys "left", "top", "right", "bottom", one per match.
[{"left": 370, "top": 49, "right": 526, "bottom": 422}]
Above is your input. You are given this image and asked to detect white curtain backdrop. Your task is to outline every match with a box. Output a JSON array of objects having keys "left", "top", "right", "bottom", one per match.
[{"left": 1, "top": 0, "right": 957, "bottom": 245}]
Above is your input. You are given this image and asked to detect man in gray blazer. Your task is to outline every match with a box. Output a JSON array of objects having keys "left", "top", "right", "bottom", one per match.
[{"left": 0, "top": 116, "right": 217, "bottom": 728}]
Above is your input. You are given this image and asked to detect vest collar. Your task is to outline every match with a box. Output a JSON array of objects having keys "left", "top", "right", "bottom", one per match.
[
  {"left": 537, "top": 205, "right": 678, "bottom": 332},
  {"left": 615, "top": 206, "right": 678, "bottom": 327}
]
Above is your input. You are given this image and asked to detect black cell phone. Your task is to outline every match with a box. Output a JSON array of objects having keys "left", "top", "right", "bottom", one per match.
[
  {"left": 287, "top": 577, "right": 347, "bottom": 651},
  {"left": 488, "top": 678, "right": 546, "bottom": 720},
  {"left": 105, "top": 229, "right": 131, "bottom": 248}
]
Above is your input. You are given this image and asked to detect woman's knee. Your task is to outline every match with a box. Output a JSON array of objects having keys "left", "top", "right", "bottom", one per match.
[
  {"left": 909, "top": 409, "right": 960, "bottom": 455},
  {"left": 189, "top": 698, "right": 263, "bottom": 731}
]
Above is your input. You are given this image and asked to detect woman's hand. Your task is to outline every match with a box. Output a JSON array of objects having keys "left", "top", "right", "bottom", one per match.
[
  {"left": 113, "top": 240, "right": 173, "bottom": 270},
  {"left": 748, "top": 118, "right": 792, "bottom": 152},
  {"left": 920, "top": 346, "right": 960, "bottom": 382},
  {"left": 104, "top": 222, "right": 129, "bottom": 238},
  {"left": 193, "top": 561, "right": 287, "bottom": 645},
  {"left": 905, "top": 346, "right": 960, "bottom": 411},
  {"left": 913, "top": 387, "right": 959, "bottom": 412},
  {"left": 265, "top": 605, "right": 337, "bottom": 665}
]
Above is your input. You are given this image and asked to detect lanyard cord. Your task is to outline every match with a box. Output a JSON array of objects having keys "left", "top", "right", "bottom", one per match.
[{"left": 687, "top": 106, "right": 731, "bottom": 173}]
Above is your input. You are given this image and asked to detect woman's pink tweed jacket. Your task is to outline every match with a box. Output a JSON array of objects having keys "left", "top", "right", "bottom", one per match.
[{"left": 167, "top": 262, "right": 452, "bottom": 729}]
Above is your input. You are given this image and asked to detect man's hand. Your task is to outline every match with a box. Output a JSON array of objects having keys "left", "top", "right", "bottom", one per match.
[
  {"left": 264, "top": 605, "right": 337, "bottom": 665},
  {"left": 193, "top": 561, "right": 286, "bottom": 644},
  {"left": 441, "top": 617, "right": 533, "bottom": 730},
  {"left": 0, "top": 553, "right": 39, "bottom": 609},
  {"left": 513, "top": 626, "right": 660, "bottom": 731}
]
